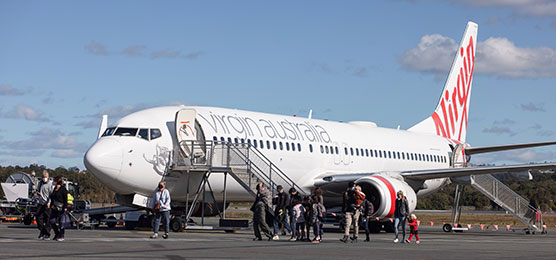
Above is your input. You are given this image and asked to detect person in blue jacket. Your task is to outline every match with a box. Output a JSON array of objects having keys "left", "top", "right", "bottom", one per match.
[{"left": 150, "top": 181, "right": 171, "bottom": 239}]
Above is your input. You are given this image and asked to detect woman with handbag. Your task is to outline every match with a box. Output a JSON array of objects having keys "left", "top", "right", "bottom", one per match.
[
  {"left": 150, "top": 181, "right": 171, "bottom": 239},
  {"left": 50, "top": 176, "right": 68, "bottom": 242}
]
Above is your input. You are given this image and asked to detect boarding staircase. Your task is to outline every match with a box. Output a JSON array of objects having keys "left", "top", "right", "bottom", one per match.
[
  {"left": 470, "top": 174, "right": 542, "bottom": 232},
  {"left": 169, "top": 140, "right": 306, "bottom": 229},
  {"left": 449, "top": 144, "right": 543, "bottom": 233},
  {"left": 172, "top": 140, "right": 306, "bottom": 197}
]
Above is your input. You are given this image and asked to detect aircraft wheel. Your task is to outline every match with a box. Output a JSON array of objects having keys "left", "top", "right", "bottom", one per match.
[
  {"left": 443, "top": 223, "right": 452, "bottom": 232},
  {"left": 369, "top": 222, "right": 382, "bottom": 233},
  {"left": 170, "top": 218, "right": 183, "bottom": 232},
  {"left": 23, "top": 213, "right": 33, "bottom": 225},
  {"left": 107, "top": 216, "right": 117, "bottom": 228}
]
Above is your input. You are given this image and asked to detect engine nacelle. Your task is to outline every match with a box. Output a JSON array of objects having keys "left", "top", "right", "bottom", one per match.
[{"left": 355, "top": 175, "right": 417, "bottom": 219}]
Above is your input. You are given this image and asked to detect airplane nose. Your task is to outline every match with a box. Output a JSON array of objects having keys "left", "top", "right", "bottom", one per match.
[{"left": 84, "top": 138, "right": 123, "bottom": 182}]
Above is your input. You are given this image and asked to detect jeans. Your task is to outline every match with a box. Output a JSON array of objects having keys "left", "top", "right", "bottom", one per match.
[
  {"left": 313, "top": 219, "right": 321, "bottom": 238},
  {"left": 273, "top": 210, "right": 292, "bottom": 235},
  {"left": 394, "top": 217, "right": 406, "bottom": 240},
  {"left": 344, "top": 211, "right": 361, "bottom": 237},
  {"left": 153, "top": 211, "right": 170, "bottom": 234},
  {"left": 36, "top": 204, "right": 52, "bottom": 237},
  {"left": 364, "top": 217, "right": 370, "bottom": 239}
]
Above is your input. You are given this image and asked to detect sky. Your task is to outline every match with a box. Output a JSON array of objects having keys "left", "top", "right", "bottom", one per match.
[{"left": 1, "top": 0, "right": 556, "bottom": 169}]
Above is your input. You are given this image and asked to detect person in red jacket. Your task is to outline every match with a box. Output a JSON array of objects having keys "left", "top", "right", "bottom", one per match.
[{"left": 406, "top": 214, "right": 420, "bottom": 244}]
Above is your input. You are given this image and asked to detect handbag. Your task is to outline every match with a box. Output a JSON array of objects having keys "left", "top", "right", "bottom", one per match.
[
  {"left": 52, "top": 201, "right": 64, "bottom": 211},
  {"left": 60, "top": 212, "right": 71, "bottom": 229},
  {"left": 153, "top": 202, "right": 160, "bottom": 213}
]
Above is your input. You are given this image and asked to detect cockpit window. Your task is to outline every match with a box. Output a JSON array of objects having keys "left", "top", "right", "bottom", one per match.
[
  {"left": 138, "top": 129, "right": 149, "bottom": 140},
  {"left": 150, "top": 129, "right": 162, "bottom": 140},
  {"left": 114, "top": 128, "right": 138, "bottom": 136},
  {"left": 102, "top": 127, "right": 116, "bottom": 137}
]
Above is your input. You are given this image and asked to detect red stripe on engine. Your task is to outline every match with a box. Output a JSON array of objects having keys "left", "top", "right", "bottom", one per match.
[{"left": 372, "top": 176, "right": 396, "bottom": 218}]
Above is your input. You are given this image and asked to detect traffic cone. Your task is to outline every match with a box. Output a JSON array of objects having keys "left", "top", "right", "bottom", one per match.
[
  {"left": 467, "top": 224, "right": 471, "bottom": 229},
  {"left": 506, "top": 225, "right": 511, "bottom": 231},
  {"left": 430, "top": 221, "right": 434, "bottom": 227},
  {"left": 480, "top": 224, "right": 484, "bottom": 230},
  {"left": 493, "top": 225, "right": 498, "bottom": 230},
  {"left": 33, "top": 220, "right": 37, "bottom": 225}
]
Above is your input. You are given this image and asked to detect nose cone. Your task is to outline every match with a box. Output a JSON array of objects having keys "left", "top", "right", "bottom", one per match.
[{"left": 84, "top": 138, "right": 123, "bottom": 184}]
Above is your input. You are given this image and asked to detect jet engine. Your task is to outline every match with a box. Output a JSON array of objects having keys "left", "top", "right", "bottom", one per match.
[{"left": 355, "top": 175, "right": 417, "bottom": 219}]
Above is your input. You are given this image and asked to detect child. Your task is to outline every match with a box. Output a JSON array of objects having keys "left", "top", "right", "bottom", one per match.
[
  {"left": 291, "top": 199, "right": 305, "bottom": 241},
  {"left": 406, "top": 214, "right": 420, "bottom": 244}
]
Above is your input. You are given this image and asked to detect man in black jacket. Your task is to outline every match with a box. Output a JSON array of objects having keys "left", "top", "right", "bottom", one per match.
[
  {"left": 272, "top": 185, "right": 291, "bottom": 238},
  {"left": 361, "top": 199, "right": 375, "bottom": 242}
]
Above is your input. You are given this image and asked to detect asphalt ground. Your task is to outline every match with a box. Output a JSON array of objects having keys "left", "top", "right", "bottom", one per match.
[{"left": 0, "top": 223, "right": 555, "bottom": 260}]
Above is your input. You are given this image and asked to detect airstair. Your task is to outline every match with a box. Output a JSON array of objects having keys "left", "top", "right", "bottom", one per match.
[
  {"left": 446, "top": 144, "right": 543, "bottom": 233},
  {"left": 170, "top": 140, "right": 306, "bottom": 230},
  {"left": 470, "top": 174, "right": 543, "bottom": 232}
]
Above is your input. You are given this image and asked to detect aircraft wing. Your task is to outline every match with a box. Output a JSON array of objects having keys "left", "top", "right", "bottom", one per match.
[
  {"left": 314, "top": 163, "right": 556, "bottom": 186},
  {"left": 401, "top": 163, "right": 556, "bottom": 180},
  {"left": 465, "top": 141, "right": 556, "bottom": 155}
]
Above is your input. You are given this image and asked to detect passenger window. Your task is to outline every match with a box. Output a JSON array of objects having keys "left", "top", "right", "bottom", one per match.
[
  {"left": 397, "top": 152, "right": 400, "bottom": 159},
  {"left": 345, "top": 147, "right": 348, "bottom": 155},
  {"left": 247, "top": 139, "right": 251, "bottom": 146},
  {"left": 241, "top": 138, "right": 245, "bottom": 144},
  {"left": 227, "top": 137, "right": 232, "bottom": 143},
  {"left": 335, "top": 147, "right": 339, "bottom": 154},
  {"left": 273, "top": 141, "right": 277, "bottom": 150},
  {"left": 388, "top": 151, "right": 391, "bottom": 158},
  {"left": 234, "top": 138, "right": 239, "bottom": 144},
  {"left": 260, "top": 140, "right": 264, "bottom": 148},
  {"left": 150, "top": 129, "right": 162, "bottom": 140},
  {"left": 291, "top": 143, "right": 295, "bottom": 151},
  {"left": 213, "top": 136, "right": 217, "bottom": 141},
  {"left": 298, "top": 143, "right": 301, "bottom": 152},
  {"left": 253, "top": 139, "right": 257, "bottom": 148},
  {"left": 393, "top": 152, "right": 397, "bottom": 159},
  {"left": 138, "top": 129, "right": 149, "bottom": 140},
  {"left": 379, "top": 150, "right": 382, "bottom": 158},
  {"left": 350, "top": 148, "right": 354, "bottom": 156},
  {"left": 309, "top": 144, "right": 313, "bottom": 153},
  {"left": 279, "top": 142, "right": 283, "bottom": 150},
  {"left": 356, "top": 149, "right": 359, "bottom": 156},
  {"left": 286, "top": 142, "right": 290, "bottom": 151},
  {"left": 101, "top": 127, "right": 116, "bottom": 137},
  {"left": 267, "top": 141, "right": 271, "bottom": 149},
  {"left": 402, "top": 153, "right": 405, "bottom": 160},
  {"left": 115, "top": 127, "right": 138, "bottom": 137},
  {"left": 220, "top": 137, "right": 225, "bottom": 142},
  {"left": 320, "top": 145, "right": 324, "bottom": 153}
]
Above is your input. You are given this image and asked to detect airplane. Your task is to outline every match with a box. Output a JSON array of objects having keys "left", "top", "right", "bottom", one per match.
[{"left": 84, "top": 21, "right": 556, "bottom": 231}]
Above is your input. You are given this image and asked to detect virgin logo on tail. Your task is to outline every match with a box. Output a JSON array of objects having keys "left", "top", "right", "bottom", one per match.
[{"left": 432, "top": 36, "right": 475, "bottom": 142}]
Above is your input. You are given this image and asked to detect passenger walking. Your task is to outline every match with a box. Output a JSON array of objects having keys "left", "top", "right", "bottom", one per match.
[
  {"left": 50, "top": 176, "right": 68, "bottom": 241},
  {"left": 393, "top": 191, "right": 409, "bottom": 243},
  {"left": 36, "top": 170, "right": 54, "bottom": 240},
  {"left": 406, "top": 214, "right": 420, "bottom": 244},
  {"left": 150, "top": 181, "right": 171, "bottom": 239},
  {"left": 341, "top": 184, "right": 365, "bottom": 243},
  {"left": 291, "top": 199, "right": 305, "bottom": 241},
  {"left": 288, "top": 187, "right": 302, "bottom": 240},
  {"left": 303, "top": 196, "right": 312, "bottom": 241},
  {"left": 310, "top": 195, "right": 325, "bottom": 243},
  {"left": 313, "top": 187, "right": 325, "bottom": 238},
  {"left": 361, "top": 198, "right": 375, "bottom": 242},
  {"left": 272, "top": 185, "right": 291, "bottom": 237},
  {"left": 251, "top": 183, "right": 274, "bottom": 241}
]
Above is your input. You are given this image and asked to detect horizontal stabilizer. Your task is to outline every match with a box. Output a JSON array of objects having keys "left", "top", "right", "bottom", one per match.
[
  {"left": 466, "top": 141, "right": 556, "bottom": 155},
  {"left": 401, "top": 163, "right": 556, "bottom": 181}
]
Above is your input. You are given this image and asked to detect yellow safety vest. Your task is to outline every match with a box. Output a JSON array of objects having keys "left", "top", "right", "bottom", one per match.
[{"left": 67, "top": 193, "right": 74, "bottom": 205}]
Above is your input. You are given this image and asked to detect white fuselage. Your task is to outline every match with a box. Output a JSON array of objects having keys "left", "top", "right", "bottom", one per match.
[{"left": 84, "top": 106, "right": 455, "bottom": 204}]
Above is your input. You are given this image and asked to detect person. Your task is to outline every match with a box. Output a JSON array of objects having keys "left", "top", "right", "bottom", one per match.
[
  {"left": 150, "top": 181, "right": 171, "bottom": 239},
  {"left": 50, "top": 176, "right": 68, "bottom": 242},
  {"left": 288, "top": 187, "right": 302, "bottom": 239},
  {"left": 393, "top": 190, "right": 409, "bottom": 243},
  {"left": 406, "top": 214, "right": 420, "bottom": 244},
  {"left": 361, "top": 198, "right": 375, "bottom": 242},
  {"left": 251, "top": 183, "right": 275, "bottom": 241},
  {"left": 36, "top": 170, "right": 54, "bottom": 240},
  {"left": 313, "top": 187, "right": 325, "bottom": 238},
  {"left": 272, "top": 185, "right": 291, "bottom": 237},
  {"left": 291, "top": 199, "right": 305, "bottom": 241},
  {"left": 309, "top": 195, "right": 325, "bottom": 243},
  {"left": 341, "top": 184, "right": 365, "bottom": 243},
  {"left": 303, "top": 196, "right": 312, "bottom": 241}
]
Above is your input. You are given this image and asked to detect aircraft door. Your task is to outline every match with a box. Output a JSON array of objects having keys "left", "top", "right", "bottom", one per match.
[
  {"left": 175, "top": 109, "right": 205, "bottom": 158},
  {"left": 340, "top": 142, "right": 350, "bottom": 165}
]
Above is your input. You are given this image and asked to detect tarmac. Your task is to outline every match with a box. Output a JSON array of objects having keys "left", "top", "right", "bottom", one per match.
[{"left": 0, "top": 223, "right": 555, "bottom": 260}]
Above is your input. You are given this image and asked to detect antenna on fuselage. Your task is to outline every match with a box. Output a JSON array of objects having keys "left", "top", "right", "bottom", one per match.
[{"left": 308, "top": 109, "right": 313, "bottom": 120}]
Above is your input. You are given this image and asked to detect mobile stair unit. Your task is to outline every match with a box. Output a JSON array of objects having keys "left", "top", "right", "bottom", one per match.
[
  {"left": 167, "top": 109, "right": 307, "bottom": 231},
  {"left": 445, "top": 144, "right": 544, "bottom": 233}
]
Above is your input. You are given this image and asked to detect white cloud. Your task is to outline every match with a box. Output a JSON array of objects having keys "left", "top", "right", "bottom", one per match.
[
  {"left": 521, "top": 102, "right": 546, "bottom": 112},
  {"left": 84, "top": 40, "right": 109, "bottom": 56},
  {"left": 51, "top": 149, "right": 83, "bottom": 158},
  {"left": 2, "top": 104, "right": 51, "bottom": 122},
  {"left": 399, "top": 34, "right": 556, "bottom": 79},
  {"left": 482, "top": 126, "right": 516, "bottom": 136},
  {"left": 121, "top": 45, "right": 147, "bottom": 56},
  {"left": 150, "top": 50, "right": 203, "bottom": 60},
  {"left": 0, "top": 85, "right": 26, "bottom": 96}
]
